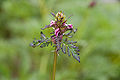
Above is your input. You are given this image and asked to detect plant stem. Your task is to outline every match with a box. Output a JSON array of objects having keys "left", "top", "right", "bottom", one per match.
[{"left": 52, "top": 49, "right": 57, "bottom": 80}]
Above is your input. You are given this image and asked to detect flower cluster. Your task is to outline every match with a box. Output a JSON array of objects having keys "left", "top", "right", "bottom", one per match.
[{"left": 30, "top": 11, "right": 80, "bottom": 62}]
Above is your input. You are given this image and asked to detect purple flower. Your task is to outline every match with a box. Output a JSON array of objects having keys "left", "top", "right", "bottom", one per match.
[
  {"left": 67, "top": 24, "right": 73, "bottom": 29},
  {"left": 55, "top": 28, "right": 60, "bottom": 37},
  {"left": 63, "top": 23, "right": 68, "bottom": 27},
  {"left": 89, "top": 1, "right": 96, "bottom": 8},
  {"left": 50, "top": 20, "right": 55, "bottom": 27}
]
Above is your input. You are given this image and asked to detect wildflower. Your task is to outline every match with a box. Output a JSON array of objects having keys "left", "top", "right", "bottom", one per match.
[
  {"left": 89, "top": 0, "right": 96, "bottom": 8},
  {"left": 30, "top": 11, "right": 80, "bottom": 62}
]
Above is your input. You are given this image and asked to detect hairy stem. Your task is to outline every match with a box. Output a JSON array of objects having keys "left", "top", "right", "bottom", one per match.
[{"left": 52, "top": 49, "right": 57, "bottom": 80}]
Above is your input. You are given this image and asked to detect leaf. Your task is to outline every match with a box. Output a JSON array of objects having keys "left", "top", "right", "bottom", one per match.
[
  {"left": 61, "top": 40, "right": 80, "bottom": 63},
  {"left": 73, "top": 28, "right": 77, "bottom": 33},
  {"left": 51, "top": 12, "right": 56, "bottom": 17},
  {"left": 41, "top": 25, "right": 50, "bottom": 30},
  {"left": 61, "top": 44, "right": 66, "bottom": 54},
  {"left": 64, "top": 30, "right": 72, "bottom": 36},
  {"left": 72, "top": 53, "right": 80, "bottom": 63},
  {"left": 29, "top": 43, "right": 36, "bottom": 48},
  {"left": 30, "top": 31, "right": 52, "bottom": 48},
  {"left": 67, "top": 47, "right": 70, "bottom": 56},
  {"left": 56, "top": 37, "right": 61, "bottom": 52},
  {"left": 40, "top": 43, "right": 46, "bottom": 48},
  {"left": 67, "top": 14, "right": 73, "bottom": 20},
  {"left": 40, "top": 31, "right": 46, "bottom": 39}
]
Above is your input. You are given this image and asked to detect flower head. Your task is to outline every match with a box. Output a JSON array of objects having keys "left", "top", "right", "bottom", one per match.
[{"left": 30, "top": 11, "right": 80, "bottom": 63}]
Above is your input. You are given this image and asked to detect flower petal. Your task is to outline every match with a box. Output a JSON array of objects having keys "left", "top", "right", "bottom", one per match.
[
  {"left": 67, "top": 24, "right": 73, "bottom": 29},
  {"left": 50, "top": 20, "right": 55, "bottom": 27},
  {"left": 55, "top": 28, "right": 60, "bottom": 37}
]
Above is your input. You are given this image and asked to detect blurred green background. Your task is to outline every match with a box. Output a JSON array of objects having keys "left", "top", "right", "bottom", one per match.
[{"left": 0, "top": 0, "right": 120, "bottom": 80}]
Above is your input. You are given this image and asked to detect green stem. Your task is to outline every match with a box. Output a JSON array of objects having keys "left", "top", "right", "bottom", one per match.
[{"left": 52, "top": 49, "right": 57, "bottom": 80}]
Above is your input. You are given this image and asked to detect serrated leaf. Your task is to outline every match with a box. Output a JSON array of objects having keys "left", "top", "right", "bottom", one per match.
[
  {"left": 30, "top": 32, "right": 52, "bottom": 48},
  {"left": 61, "top": 41, "right": 80, "bottom": 62}
]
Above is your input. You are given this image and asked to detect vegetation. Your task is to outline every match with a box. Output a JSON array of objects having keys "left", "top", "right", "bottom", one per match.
[{"left": 0, "top": 0, "right": 120, "bottom": 80}]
